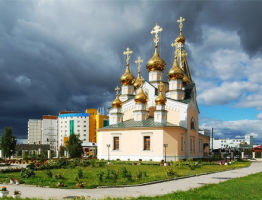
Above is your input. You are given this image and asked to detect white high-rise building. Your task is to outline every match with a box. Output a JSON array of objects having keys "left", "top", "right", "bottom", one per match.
[
  {"left": 28, "top": 119, "right": 42, "bottom": 144},
  {"left": 58, "top": 113, "right": 89, "bottom": 148},
  {"left": 42, "top": 115, "right": 58, "bottom": 152}
]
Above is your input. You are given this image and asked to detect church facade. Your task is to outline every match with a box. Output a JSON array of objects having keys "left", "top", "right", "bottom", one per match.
[{"left": 97, "top": 17, "right": 210, "bottom": 161}]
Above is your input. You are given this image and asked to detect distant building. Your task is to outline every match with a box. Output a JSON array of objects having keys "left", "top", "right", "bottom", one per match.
[
  {"left": 28, "top": 119, "right": 42, "bottom": 145},
  {"left": 210, "top": 134, "right": 254, "bottom": 150},
  {"left": 85, "top": 108, "right": 109, "bottom": 143},
  {"left": 42, "top": 115, "right": 58, "bottom": 152},
  {"left": 58, "top": 113, "right": 90, "bottom": 147}
]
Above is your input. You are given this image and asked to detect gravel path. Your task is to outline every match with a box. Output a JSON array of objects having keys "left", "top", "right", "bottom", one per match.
[{"left": 1, "top": 161, "right": 262, "bottom": 200}]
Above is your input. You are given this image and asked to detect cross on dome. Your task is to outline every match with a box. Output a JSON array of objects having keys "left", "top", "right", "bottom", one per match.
[
  {"left": 150, "top": 24, "right": 163, "bottom": 47},
  {"left": 135, "top": 56, "right": 143, "bottom": 73},
  {"left": 123, "top": 47, "right": 133, "bottom": 65},
  {"left": 177, "top": 16, "right": 185, "bottom": 34},
  {"left": 158, "top": 82, "right": 165, "bottom": 93},
  {"left": 115, "top": 86, "right": 120, "bottom": 96}
]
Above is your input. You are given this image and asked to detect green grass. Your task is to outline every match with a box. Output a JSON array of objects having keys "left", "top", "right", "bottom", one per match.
[
  {"left": 0, "top": 161, "right": 250, "bottom": 189},
  {"left": 107, "top": 170, "right": 262, "bottom": 200}
]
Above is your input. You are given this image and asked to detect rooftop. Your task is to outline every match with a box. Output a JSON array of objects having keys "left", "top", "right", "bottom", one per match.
[{"left": 101, "top": 117, "right": 184, "bottom": 129}]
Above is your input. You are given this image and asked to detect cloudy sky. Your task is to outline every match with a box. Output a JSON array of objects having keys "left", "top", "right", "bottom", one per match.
[{"left": 0, "top": 0, "right": 262, "bottom": 142}]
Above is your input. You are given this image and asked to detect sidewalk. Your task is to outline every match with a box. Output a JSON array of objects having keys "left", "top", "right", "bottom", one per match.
[{"left": 1, "top": 161, "right": 261, "bottom": 200}]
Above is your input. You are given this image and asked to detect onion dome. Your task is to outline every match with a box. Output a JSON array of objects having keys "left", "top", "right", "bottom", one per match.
[
  {"left": 183, "top": 73, "right": 191, "bottom": 86},
  {"left": 134, "top": 87, "right": 148, "bottom": 104},
  {"left": 155, "top": 92, "right": 166, "bottom": 105},
  {"left": 146, "top": 47, "right": 166, "bottom": 72},
  {"left": 168, "top": 56, "right": 184, "bottom": 80},
  {"left": 120, "top": 65, "right": 135, "bottom": 86},
  {"left": 175, "top": 34, "right": 185, "bottom": 44},
  {"left": 112, "top": 86, "right": 122, "bottom": 108},
  {"left": 112, "top": 96, "right": 122, "bottom": 108}
]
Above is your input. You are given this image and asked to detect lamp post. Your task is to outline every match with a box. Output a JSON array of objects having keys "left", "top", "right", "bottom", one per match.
[
  {"left": 106, "top": 144, "right": 110, "bottom": 164},
  {"left": 163, "top": 144, "right": 168, "bottom": 166}
]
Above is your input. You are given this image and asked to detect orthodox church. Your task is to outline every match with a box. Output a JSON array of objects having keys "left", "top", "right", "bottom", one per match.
[{"left": 97, "top": 17, "right": 210, "bottom": 161}]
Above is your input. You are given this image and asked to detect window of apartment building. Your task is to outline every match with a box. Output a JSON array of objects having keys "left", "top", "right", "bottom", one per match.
[
  {"left": 113, "top": 136, "right": 119, "bottom": 150},
  {"left": 144, "top": 136, "right": 150, "bottom": 151},
  {"left": 181, "top": 136, "right": 184, "bottom": 152},
  {"left": 84, "top": 125, "right": 86, "bottom": 127},
  {"left": 84, "top": 134, "right": 86, "bottom": 137},
  {"left": 84, "top": 130, "right": 86, "bottom": 132}
]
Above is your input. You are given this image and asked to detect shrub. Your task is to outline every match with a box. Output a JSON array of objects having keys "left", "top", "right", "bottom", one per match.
[
  {"left": 189, "top": 162, "right": 200, "bottom": 170},
  {"left": 77, "top": 168, "right": 83, "bottom": 179},
  {"left": 111, "top": 170, "right": 118, "bottom": 182},
  {"left": 90, "top": 159, "right": 97, "bottom": 167},
  {"left": 98, "top": 161, "right": 106, "bottom": 167},
  {"left": 137, "top": 171, "right": 143, "bottom": 180},
  {"left": 20, "top": 168, "right": 35, "bottom": 178},
  {"left": 121, "top": 167, "right": 128, "bottom": 178},
  {"left": 45, "top": 170, "right": 53, "bottom": 178},
  {"left": 143, "top": 171, "right": 148, "bottom": 177},
  {"left": 97, "top": 171, "right": 104, "bottom": 182},
  {"left": 166, "top": 168, "right": 176, "bottom": 177},
  {"left": 55, "top": 173, "right": 64, "bottom": 180},
  {"left": 105, "top": 169, "right": 111, "bottom": 180}
]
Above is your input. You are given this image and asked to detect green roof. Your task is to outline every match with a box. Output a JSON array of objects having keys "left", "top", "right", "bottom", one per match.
[{"left": 101, "top": 117, "right": 185, "bottom": 129}]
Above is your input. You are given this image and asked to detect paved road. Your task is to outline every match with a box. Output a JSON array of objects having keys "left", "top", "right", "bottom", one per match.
[{"left": 1, "top": 161, "right": 262, "bottom": 200}]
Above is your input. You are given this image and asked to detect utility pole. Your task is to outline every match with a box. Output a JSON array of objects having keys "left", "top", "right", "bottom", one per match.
[
  {"left": 212, "top": 128, "right": 214, "bottom": 152},
  {"left": 163, "top": 144, "right": 168, "bottom": 166}
]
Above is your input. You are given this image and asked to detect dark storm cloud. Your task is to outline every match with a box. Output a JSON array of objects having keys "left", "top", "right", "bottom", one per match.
[{"left": 0, "top": 0, "right": 261, "bottom": 138}]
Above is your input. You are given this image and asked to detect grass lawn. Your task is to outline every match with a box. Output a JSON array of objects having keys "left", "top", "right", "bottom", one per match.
[
  {"left": 109, "top": 170, "right": 262, "bottom": 200},
  {"left": 0, "top": 161, "right": 250, "bottom": 189}
]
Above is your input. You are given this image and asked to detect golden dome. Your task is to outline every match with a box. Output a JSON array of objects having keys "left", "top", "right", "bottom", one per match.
[
  {"left": 146, "top": 47, "right": 166, "bottom": 72},
  {"left": 120, "top": 65, "right": 135, "bottom": 86},
  {"left": 112, "top": 96, "right": 122, "bottom": 108},
  {"left": 168, "top": 57, "right": 184, "bottom": 80},
  {"left": 155, "top": 92, "right": 166, "bottom": 105},
  {"left": 134, "top": 87, "right": 148, "bottom": 104},
  {"left": 175, "top": 34, "right": 185, "bottom": 44},
  {"left": 183, "top": 73, "right": 191, "bottom": 86}
]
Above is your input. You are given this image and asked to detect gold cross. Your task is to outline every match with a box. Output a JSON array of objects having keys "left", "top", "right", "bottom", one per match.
[
  {"left": 158, "top": 82, "right": 165, "bottom": 93},
  {"left": 115, "top": 86, "right": 120, "bottom": 96},
  {"left": 177, "top": 16, "right": 185, "bottom": 34},
  {"left": 135, "top": 56, "right": 143, "bottom": 73},
  {"left": 123, "top": 47, "right": 133, "bottom": 65},
  {"left": 171, "top": 40, "right": 176, "bottom": 48},
  {"left": 140, "top": 76, "right": 144, "bottom": 87},
  {"left": 150, "top": 24, "right": 163, "bottom": 46}
]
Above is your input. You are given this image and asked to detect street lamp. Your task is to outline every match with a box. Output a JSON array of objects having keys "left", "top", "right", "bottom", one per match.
[
  {"left": 163, "top": 144, "right": 168, "bottom": 166},
  {"left": 106, "top": 144, "right": 110, "bottom": 164}
]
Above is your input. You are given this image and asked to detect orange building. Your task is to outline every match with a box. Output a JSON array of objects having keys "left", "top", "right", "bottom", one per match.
[{"left": 85, "top": 108, "right": 108, "bottom": 143}]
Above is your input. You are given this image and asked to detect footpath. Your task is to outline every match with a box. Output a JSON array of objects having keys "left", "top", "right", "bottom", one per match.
[{"left": 1, "top": 161, "right": 262, "bottom": 200}]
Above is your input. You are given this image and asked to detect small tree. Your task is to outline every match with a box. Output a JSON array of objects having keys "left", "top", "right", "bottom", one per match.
[
  {"left": 0, "top": 127, "right": 16, "bottom": 159},
  {"left": 66, "top": 134, "right": 82, "bottom": 158}
]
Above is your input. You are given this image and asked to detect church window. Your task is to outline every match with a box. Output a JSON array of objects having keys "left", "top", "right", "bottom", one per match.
[
  {"left": 144, "top": 136, "right": 150, "bottom": 150},
  {"left": 190, "top": 137, "right": 193, "bottom": 152},
  {"left": 191, "top": 118, "right": 195, "bottom": 130},
  {"left": 193, "top": 137, "right": 195, "bottom": 153},
  {"left": 113, "top": 137, "right": 119, "bottom": 150},
  {"left": 181, "top": 136, "right": 184, "bottom": 152}
]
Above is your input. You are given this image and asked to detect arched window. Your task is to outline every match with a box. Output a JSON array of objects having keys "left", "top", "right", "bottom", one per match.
[{"left": 191, "top": 117, "right": 195, "bottom": 130}]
